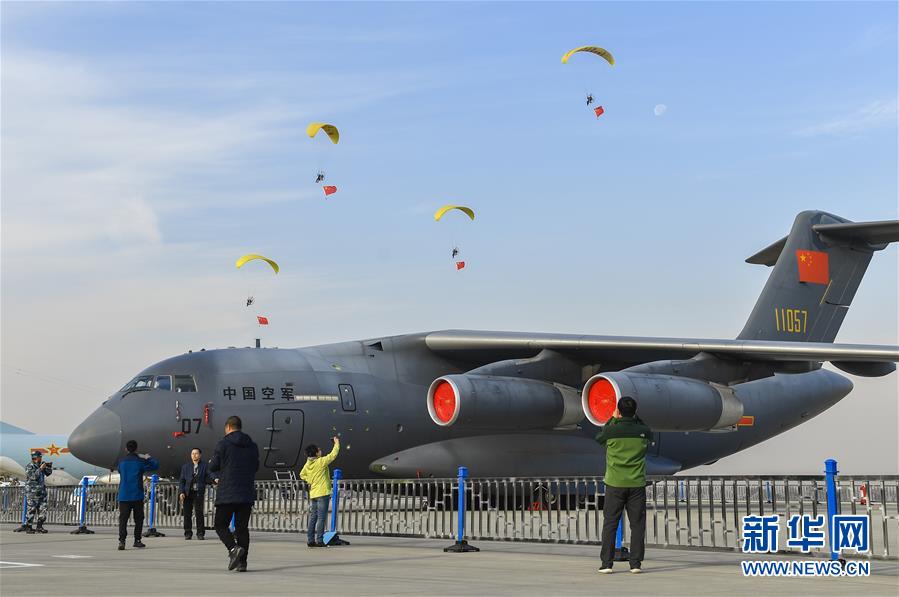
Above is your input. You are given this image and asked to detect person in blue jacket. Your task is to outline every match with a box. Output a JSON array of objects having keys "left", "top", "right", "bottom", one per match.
[
  {"left": 116, "top": 439, "right": 159, "bottom": 551},
  {"left": 179, "top": 447, "right": 217, "bottom": 540}
]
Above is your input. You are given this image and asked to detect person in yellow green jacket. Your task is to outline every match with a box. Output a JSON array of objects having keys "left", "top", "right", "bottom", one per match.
[{"left": 300, "top": 436, "right": 340, "bottom": 547}]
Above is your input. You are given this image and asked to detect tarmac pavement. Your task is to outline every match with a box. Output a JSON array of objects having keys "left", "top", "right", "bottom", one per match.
[{"left": 0, "top": 524, "right": 897, "bottom": 596}]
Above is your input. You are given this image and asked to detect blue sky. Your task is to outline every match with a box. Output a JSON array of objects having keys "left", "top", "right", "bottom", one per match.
[{"left": 1, "top": 2, "right": 896, "bottom": 472}]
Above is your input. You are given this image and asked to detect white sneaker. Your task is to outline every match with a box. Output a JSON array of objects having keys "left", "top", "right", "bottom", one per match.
[
  {"left": 598, "top": 567, "right": 614, "bottom": 574},
  {"left": 630, "top": 567, "right": 642, "bottom": 574}
]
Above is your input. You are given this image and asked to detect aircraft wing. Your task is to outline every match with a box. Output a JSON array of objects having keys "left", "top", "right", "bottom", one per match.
[{"left": 425, "top": 330, "right": 899, "bottom": 365}]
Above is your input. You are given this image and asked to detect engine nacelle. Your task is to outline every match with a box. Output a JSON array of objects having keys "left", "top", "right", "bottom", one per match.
[
  {"left": 581, "top": 372, "right": 744, "bottom": 431},
  {"left": 427, "top": 375, "right": 582, "bottom": 430}
]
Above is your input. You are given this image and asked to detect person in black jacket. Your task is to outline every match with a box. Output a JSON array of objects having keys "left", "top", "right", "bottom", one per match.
[
  {"left": 209, "top": 416, "right": 259, "bottom": 572},
  {"left": 179, "top": 448, "right": 217, "bottom": 540}
]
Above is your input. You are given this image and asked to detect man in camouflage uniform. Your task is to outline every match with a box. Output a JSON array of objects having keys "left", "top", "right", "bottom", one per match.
[{"left": 24, "top": 450, "right": 52, "bottom": 533}]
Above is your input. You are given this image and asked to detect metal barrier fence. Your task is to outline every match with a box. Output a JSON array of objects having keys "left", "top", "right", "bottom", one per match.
[{"left": 3, "top": 474, "right": 896, "bottom": 559}]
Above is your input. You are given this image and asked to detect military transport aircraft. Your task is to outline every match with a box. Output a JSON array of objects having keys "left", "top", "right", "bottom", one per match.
[
  {"left": 69, "top": 211, "right": 899, "bottom": 479},
  {"left": 0, "top": 422, "right": 113, "bottom": 485}
]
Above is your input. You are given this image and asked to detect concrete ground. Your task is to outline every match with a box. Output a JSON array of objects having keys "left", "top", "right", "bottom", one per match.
[{"left": 0, "top": 524, "right": 896, "bottom": 596}]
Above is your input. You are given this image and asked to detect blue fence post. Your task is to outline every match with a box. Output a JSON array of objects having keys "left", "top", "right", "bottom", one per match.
[
  {"left": 13, "top": 491, "right": 29, "bottom": 532},
  {"left": 70, "top": 477, "right": 95, "bottom": 534},
  {"left": 229, "top": 513, "right": 235, "bottom": 533},
  {"left": 444, "top": 466, "right": 479, "bottom": 553},
  {"left": 824, "top": 459, "right": 841, "bottom": 563},
  {"left": 143, "top": 474, "right": 165, "bottom": 537},
  {"left": 323, "top": 468, "right": 349, "bottom": 545}
]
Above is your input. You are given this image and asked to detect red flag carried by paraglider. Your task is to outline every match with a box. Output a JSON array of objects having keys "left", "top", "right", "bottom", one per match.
[
  {"left": 455, "top": 261, "right": 466, "bottom": 270},
  {"left": 594, "top": 106, "right": 605, "bottom": 118},
  {"left": 796, "top": 250, "right": 829, "bottom": 285},
  {"left": 257, "top": 315, "right": 269, "bottom": 325},
  {"left": 323, "top": 185, "right": 337, "bottom": 196}
]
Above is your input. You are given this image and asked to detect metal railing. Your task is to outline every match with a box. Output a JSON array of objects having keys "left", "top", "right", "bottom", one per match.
[{"left": 3, "top": 474, "right": 896, "bottom": 559}]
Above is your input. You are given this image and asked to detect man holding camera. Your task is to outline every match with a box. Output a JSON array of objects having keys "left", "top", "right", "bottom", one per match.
[
  {"left": 595, "top": 397, "right": 651, "bottom": 574},
  {"left": 116, "top": 439, "right": 159, "bottom": 551},
  {"left": 23, "top": 450, "right": 52, "bottom": 534}
]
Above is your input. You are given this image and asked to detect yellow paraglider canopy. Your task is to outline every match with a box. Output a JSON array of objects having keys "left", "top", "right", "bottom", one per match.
[
  {"left": 434, "top": 205, "right": 475, "bottom": 222},
  {"left": 306, "top": 122, "right": 340, "bottom": 144},
  {"left": 561, "top": 46, "right": 615, "bottom": 66},
  {"left": 235, "top": 254, "right": 280, "bottom": 274}
]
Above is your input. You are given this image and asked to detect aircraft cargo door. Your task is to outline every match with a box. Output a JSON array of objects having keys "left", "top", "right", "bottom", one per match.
[{"left": 265, "top": 409, "right": 304, "bottom": 469}]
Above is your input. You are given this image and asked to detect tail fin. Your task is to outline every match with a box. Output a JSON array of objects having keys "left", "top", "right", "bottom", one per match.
[{"left": 739, "top": 211, "right": 898, "bottom": 343}]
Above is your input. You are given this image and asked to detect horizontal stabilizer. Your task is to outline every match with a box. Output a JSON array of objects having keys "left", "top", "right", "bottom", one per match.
[
  {"left": 0, "top": 421, "right": 34, "bottom": 435},
  {"left": 745, "top": 236, "right": 787, "bottom": 266},
  {"left": 814, "top": 220, "right": 899, "bottom": 246},
  {"left": 746, "top": 217, "right": 898, "bottom": 266}
]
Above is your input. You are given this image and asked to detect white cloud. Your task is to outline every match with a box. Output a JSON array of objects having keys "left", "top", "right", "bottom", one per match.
[
  {"left": 1, "top": 53, "right": 292, "bottom": 252},
  {"left": 103, "top": 196, "right": 161, "bottom": 244},
  {"left": 653, "top": 103, "right": 667, "bottom": 116},
  {"left": 1, "top": 50, "right": 431, "bottom": 253},
  {"left": 795, "top": 99, "right": 898, "bottom": 137}
]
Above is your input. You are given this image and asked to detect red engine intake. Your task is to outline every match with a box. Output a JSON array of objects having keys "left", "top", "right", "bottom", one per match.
[
  {"left": 429, "top": 379, "right": 460, "bottom": 426},
  {"left": 427, "top": 374, "right": 581, "bottom": 430},
  {"left": 581, "top": 371, "right": 745, "bottom": 431},
  {"left": 584, "top": 377, "right": 619, "bottom": 425}
]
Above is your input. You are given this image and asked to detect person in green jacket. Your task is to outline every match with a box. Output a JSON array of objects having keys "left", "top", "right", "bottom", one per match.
[
  {"left": 300, "top": 436, "right": 340, "bottom": 547},
  {"left": 595, "top": 396, "right": 651, "bottom": 574}
]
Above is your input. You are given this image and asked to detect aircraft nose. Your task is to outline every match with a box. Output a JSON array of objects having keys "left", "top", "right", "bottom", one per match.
[{"left": 69, "top": 406, "right": 123, "bottom": 469}]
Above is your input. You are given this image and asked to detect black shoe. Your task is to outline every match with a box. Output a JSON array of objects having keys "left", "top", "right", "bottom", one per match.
[
  {"left": 236, "top": 562, "right": 247, "bottom": 572},
  {"left": 185, "top": 534, "right": 192, "bottom": 540},
  {"left": 228, "top": 546, "right": 245, "bottom": 570},
  {"left": 25, "top": 525, "right": 35, "bottom": 534},
  {"left": 314, "top": 542, "right": 326, "bottom": 547},
  {"left": 133, "top": 540, "right": 146, "bottom": 548},
  {"left": 36, "top": 524, "right": 48, "bottom": 534},
  {"left": 118, "top": 542, "right": 125, "bottom": 551},
  {"left": 197, "top": 535, "right": 205, "bottom": 540}
]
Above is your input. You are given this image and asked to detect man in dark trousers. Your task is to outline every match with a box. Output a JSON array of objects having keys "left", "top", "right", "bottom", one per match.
[
  {"left": 179, "top": 447, "right": 216, "bottom": 540},
  {"left": 209, "top": 416, "right": 259, "bottom": 572},
  {"left": 116, "top": 440, "right": 159, "bottom": 551},
  {"left": 595, "top": 396, "right": 651, "bottom": 574}
]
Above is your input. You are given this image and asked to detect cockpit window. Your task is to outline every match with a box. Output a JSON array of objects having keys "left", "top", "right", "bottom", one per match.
[
  {"left": 121, "top": 375, "right": 154, "bottom": 392},
  {"left": 154, "top": 375, "right": 172, "bottom": 391},
  {"left": 174, "top": 375, "right": 197, "bottom": 392}
]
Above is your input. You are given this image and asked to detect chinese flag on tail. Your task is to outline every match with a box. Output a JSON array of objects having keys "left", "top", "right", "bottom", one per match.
[
  {"left": 796, "top": 250, "right": 829, "bottom": 285},
  {"left": 323, "top": 185, "right": 337, "bottom": 196},
  {"left": 257, "top": 315, "right": 269, "bottom": 325},
  {"left": 594, "top": 106, "right": 605, "bottom": 118},
  {"left": 455, "top": 261, "right": 466, "bottom": 270}
]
